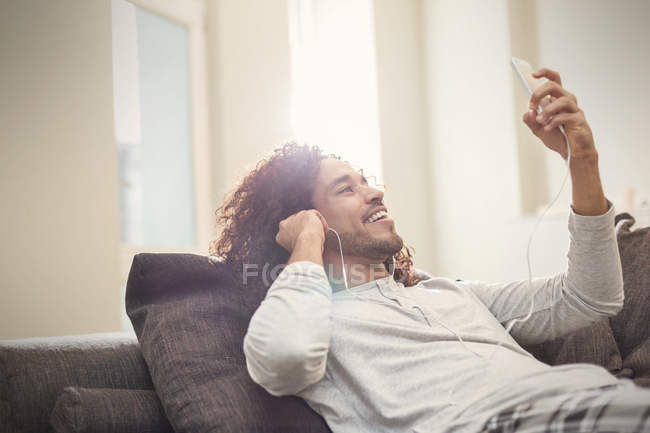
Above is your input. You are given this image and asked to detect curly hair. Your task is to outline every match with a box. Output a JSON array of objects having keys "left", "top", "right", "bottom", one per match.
[{"left": 208, "top": 141, "right": 420, "bottom": 292}]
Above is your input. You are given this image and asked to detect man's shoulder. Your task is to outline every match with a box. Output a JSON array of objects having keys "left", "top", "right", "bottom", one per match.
[
  {"left": 412, "top": 268, "right": 433, "bottom": 281},
  {"left": 411, "top": 267, "right": 463, "bottom": 283}
]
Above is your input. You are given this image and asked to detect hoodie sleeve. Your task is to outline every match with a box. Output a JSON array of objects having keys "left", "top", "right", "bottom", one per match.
[
  {"left": 457, "top": 199, "right": 624, "bottom": 346},
  {"left": 242, "top": 260, "right": 333, "bottom": 396}
]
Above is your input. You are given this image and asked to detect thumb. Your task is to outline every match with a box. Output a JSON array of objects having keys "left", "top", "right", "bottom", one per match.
[{"left": 522, "top": 109, "right": 542, "bottom": 136}]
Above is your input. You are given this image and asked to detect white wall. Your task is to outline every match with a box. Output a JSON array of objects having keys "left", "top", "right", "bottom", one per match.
[
  {"left": 418, "top": 0, "right": 650, "bottom": 283},
  {"left": 0, "top": 1, "right": 121, "bottom": 339},
  {"left": 534, "top": 0, "right": 650, "bottom": 215},
  {"left": 0, "top": 0, "right": 294, "bottom": 340},
  {"left": 206, "top": 0, "right": 294, "bottom": 219},
  {"left": 373, "top": 0, "right": 437, "bottom": 273},
  {"left": 506, "top": 0, "right": 650, "bottom": 282},
  {"left": 421, "top": 0, "right": 523, "bottom": 282}
]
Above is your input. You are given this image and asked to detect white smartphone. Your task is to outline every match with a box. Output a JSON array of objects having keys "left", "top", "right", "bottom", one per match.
[{"left": 510, "top": 57, "right": 550, "bottom": 114}]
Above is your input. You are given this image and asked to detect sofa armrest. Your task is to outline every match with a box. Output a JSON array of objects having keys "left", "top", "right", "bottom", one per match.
[{"left": 0, "top": 331, "right": 154, "bottom": 433}]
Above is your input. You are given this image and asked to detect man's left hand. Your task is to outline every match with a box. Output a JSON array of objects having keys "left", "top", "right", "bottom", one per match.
[{"left": 522, "top": 68, "right": 597, "bottom": 161}]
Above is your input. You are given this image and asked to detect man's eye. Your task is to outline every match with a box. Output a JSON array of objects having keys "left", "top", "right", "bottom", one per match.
[{"left": 338, "top": 186, "right": 353, "bottom": 194}]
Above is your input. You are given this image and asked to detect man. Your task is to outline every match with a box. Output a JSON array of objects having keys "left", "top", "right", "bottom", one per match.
[{"left": 211, "top": 68, "right": 650, "bottom": 432}]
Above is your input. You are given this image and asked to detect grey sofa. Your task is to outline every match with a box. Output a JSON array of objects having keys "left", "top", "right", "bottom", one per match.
[
  {"left": 0, "top": 332, "right": 167, "bottom": 433},
  {"left": 1, "top": 212, "right": 647, "bottom": 433}
]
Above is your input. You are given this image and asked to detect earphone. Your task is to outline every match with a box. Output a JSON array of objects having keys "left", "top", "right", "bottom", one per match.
[{"left": 325, "top": 124, "right": 572, "bottom": 406}]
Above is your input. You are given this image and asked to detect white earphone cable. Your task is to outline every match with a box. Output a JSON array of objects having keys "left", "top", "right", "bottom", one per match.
[{"left": 487, "top": 124, "right": 570, "bottom": 361}]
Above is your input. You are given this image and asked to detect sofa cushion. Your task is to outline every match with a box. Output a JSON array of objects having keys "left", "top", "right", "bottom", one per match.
[
  {"left": 125, "top": 253, "right": 331, "bottom": 433},
  {"left": 522, "top": 318, "right": 623, "bottom": 373},
  {"left": 610, "top": 212, "right": 650, "bottom": 386},
  {"left": 0, "top": 332, "right": 153, "bottom": 433},
  {"left": 620, "top": 339, "right": 650, "bottom": 388},
  {"left": 49, "top": 387, "right": 172, "bottom": 433}
]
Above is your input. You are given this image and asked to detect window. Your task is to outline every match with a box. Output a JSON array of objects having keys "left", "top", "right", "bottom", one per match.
[
  {"left": 111, "top": 0, "right": 210, "bottom": 332},
  {"left": 288, "top": 0, "right": 384, "bottom": 183}
]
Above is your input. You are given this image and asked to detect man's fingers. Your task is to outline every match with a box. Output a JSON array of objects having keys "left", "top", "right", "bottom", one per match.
[
  {"left": 542, "top": 112, "right": 576, "bottom": 132},
  {"left": 315, "top": 211, "right": 329, "bottom": 234},
  {"left": 529, "top": 81, "right": 574, "bottom": 111},
  {"left": 523, "top": 110, "right": 543, "bottom": 135},
  {"left": 536, "top": 96, "right": 579, "bottom": 124},
  {"left": 533, "top": 67, "right": 562, "bottom": 86},
  {"left": 523, "top": 110, "right": 537, "bottom": 128}
]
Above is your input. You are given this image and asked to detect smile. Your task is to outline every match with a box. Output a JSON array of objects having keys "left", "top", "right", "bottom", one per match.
[{"left": 363, "top": 210, "right": 389, "bottom": 224}]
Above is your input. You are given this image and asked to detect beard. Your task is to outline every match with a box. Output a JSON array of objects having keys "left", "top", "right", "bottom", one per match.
[{"left": 325, "top": 225, "right": 404, "bottom": 261}]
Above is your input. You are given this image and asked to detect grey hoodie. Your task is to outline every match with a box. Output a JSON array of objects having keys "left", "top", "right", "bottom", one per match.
[{"left": 243, "top": 200, "right": 624, "bottom": 433}]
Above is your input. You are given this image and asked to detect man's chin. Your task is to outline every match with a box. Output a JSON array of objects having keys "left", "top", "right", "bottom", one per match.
[
  {"left": 324, "top": 229, "right": 404, "bottom": 259},
  {"left": 389, "top": 234, "right": 405, "bottom": 255},
  {"left": 373, "top": 232, "right": 404, "bottom": 259}
]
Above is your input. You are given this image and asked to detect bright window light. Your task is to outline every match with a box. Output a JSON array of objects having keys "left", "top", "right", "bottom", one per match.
[{"left": 288, "top": 0, "right": 384, "bottom": 183}]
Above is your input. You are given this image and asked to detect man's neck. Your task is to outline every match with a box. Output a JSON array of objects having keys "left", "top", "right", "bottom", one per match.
[{"left": 322, "top": 251, "right": 390, "bottom": 290}]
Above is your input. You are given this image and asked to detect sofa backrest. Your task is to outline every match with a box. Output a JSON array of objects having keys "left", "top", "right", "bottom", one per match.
[{"left": 0, "top": 332, "right": 152, "bottom": 433}]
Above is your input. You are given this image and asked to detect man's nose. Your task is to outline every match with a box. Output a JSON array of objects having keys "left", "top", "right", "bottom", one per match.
[{"left": 364, "top": 184, "right": 384, "bottom": 203}]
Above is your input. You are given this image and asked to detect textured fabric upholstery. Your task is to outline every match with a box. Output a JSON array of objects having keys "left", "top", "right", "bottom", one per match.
[
  {"left": 610, "top": 212, "right": 650, "bottom": 386},
  {"left": 622, "top": 339, "right": 650, "bottom": 387},
  {"left": 0, "top": 332, "right": 153, "bottom": 433},
  {"left": 125, "top": 252, "right": 331, "bottom": 433},
  {"left": 522, "top": 318, "right": 623, "bottom": 373},
  {"left": 49, "top": 387, "right": 172, "bottom": 433}
]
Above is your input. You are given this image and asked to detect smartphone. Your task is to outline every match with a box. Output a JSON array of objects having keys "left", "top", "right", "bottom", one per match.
[{"left": 510, "top": 57, "right": 550, "bottom": 113}]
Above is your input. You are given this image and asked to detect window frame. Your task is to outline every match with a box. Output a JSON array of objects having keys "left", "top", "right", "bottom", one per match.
[{"left": 116, "top": 0, "right": 211, "bottom": 282}]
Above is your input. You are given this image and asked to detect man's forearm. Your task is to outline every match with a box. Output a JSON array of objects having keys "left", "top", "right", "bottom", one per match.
[
  {"left": 243, "top": 260, "right": 332, "bottom": 396},
  {"left": 569, "top": 152, "right": 609, "bottom": 216},
  {"left": 288, "top": 232, "right": 324, "bottom": 266}
]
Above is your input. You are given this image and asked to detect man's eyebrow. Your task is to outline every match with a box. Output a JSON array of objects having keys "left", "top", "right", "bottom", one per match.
[{"left": 327, "top": 173, "right": 368, "bottom": 191}]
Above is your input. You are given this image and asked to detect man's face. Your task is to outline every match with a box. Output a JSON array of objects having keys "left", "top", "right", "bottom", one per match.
[{"left": 311, "top": 158, "right": 404, "bottom": 261}]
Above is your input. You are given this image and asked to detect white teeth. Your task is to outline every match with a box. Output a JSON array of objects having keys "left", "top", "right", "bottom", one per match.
[{"left": 364, "top": 210, "right": 388, "bottom": 223}]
